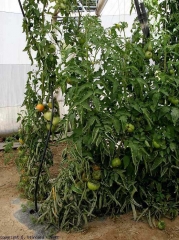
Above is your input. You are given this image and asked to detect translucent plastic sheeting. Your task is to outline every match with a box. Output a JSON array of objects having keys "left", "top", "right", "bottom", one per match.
[
  {"left": 0, "top": 64, "right": 30, "bottom": 137},
  {"left": 0, "top": 10, "right": 30, "bottom": 136},
  {"left": 0, "top": 64, "right": 30, "bottom": 107},
  {"left": 101, "top": 14, "right": 136, "bottom": 36},
  {"left": 0, "top": 0, "right": 23, "bottom": 13},
  {"left": 0, "top": 12, "right": 30, "bottom": 64},
  {"left": 101, "top": 0, "right": 135, "bottom": 16},
  {"left": 0, "top": 106, "right": 22, "bottom": 136}
]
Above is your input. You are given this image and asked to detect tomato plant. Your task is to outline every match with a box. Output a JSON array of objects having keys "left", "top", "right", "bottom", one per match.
[{"left": 15, "top": 0, "right": 179, "bottom": 233}]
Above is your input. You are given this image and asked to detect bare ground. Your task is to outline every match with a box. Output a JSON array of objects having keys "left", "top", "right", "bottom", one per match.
[{"left": 1, "top": 144, "right": 179, "bottom": 240}]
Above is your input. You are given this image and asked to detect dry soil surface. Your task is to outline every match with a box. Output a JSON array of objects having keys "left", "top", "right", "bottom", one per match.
[{"left": 1, "top": 144, "right": 179, "bottom": 240}]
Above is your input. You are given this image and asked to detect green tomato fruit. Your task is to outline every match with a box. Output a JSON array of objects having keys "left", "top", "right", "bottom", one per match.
[
  {"left": 48, "top": 44, "right": 56, "bottom": 54},
  {"left": 126, "top": 123, "right": 135, "bottom": 133},
  {"left": 147, "top": 43, "right": 153, "bottom": 51},
  {"left": 52, "top": 116, "right": 60, "bottom": 126},
  {"left": 46, "top": 123, "right": 56, "bottom": 132},
  {"left": 47, "top": 102, "right": 52, "bottom": 109},
  {"left": 145, "top": 51, "right": 153, "bottom": 59},
  {"left": 87, "top": 180, "right": 100, "bottom": 191},
  {"left": 152, "top": 140, "right": 160, "bottom": 149},
  {"left": 115, "top": 23, "right": 120, "bottom": 30},
  {"left": 158, "top": 220, "right": 165, "bottom": 230},
  {"left": 168, "top": 96, "right": 179, "bottom": 105},
  {"left": 169, "top": 69, "right": 175, "bottom": 75},
  {"left": 43, "top": 111, "right": 52, "bottom": 121},
  {"left": 111, "top": 158, "right": 122, "bottom": 168},
  {"left": 60, "top": 3, "right": 66, "bottom": 10},
  {"left": 92, "top": 170, "right": 101, "bottom": 180}
]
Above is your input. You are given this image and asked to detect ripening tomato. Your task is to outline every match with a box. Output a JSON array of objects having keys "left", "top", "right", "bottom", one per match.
[
  {"left": 35, "top": 103, "right": 45, "bottom": 112},
  {"left": 92, "top": 165, "right": 101, "bottom": 171}
]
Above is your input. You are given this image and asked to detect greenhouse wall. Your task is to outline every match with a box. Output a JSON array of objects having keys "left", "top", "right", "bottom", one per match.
[{"left": 0, "top": 10, "right": 31, "bottom": 136}]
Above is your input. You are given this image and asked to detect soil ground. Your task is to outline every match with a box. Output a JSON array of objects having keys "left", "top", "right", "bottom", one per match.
[{"left": 1, "top": 143, "right": 179, "bottom": 240}]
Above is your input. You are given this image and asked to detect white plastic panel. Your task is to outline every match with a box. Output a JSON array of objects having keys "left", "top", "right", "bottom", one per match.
[
  {"left": 0, "top": 12, "right": 30, "bottom": 65},
  {"left": 0, "top": 0, "right": 23, "bottom": 13},
  {"left": 0, "top": 64, "right": 30, "bottom": 107}
]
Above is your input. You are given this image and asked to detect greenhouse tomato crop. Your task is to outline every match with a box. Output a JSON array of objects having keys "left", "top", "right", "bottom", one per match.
[
  {"left": 87, "top": 180, "right": 100, "bottom": 191},
  {"left": 111, "top": 158, "right": 121, "bottom": 168},
  {"left": 35, "top": 103, "right": 45, "bottom": 112}
]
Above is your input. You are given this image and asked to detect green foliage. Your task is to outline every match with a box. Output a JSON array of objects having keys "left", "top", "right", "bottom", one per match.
[{"left": 19, "top": 0, "right": 179, "bottom": 233}]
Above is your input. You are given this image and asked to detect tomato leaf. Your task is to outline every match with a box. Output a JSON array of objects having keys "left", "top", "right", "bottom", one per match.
[
  {"left": 112, "top": 117, "right": 121, "bottom": 134},
  {"left": 83, "top": 116, "right": 98, "bottom": 132},
  {"left": 151, "top": 158, "right": 164, "bottom": 171},
  {"left": 123, "top": 156, "right": 130, "bottom": 169},
  {"left": 93, "top": 96, "right": 100, "bottom": 111},
  {"left": 171, "top": 107, "right": 179, "bottom": 125}
]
